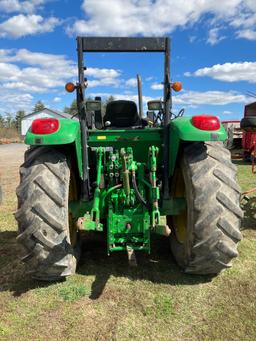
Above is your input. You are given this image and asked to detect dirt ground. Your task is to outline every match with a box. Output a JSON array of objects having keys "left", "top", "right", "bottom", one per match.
[{"left": 0, "top": 143, "right": 27, "bottom": 199}]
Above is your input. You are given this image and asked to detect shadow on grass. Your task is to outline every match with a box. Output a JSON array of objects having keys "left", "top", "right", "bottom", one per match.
[
  {"left": 77, "top": 235, "right": 213, "bottom": 300},
  {"left": 0, "top": 231, "right": 63, "bottom": 297},
  {"left": 232, "top": 159, "right": 251, "bottom": 166},
  {"left": 0, "top": 231, "right": 213, "bottom": 299}
]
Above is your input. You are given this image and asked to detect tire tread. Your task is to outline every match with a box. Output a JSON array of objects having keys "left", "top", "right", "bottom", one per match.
[
  {"left": 16, "top": 147, "right": 78, "bottom": 280},
  {"left": 170, "top": 141, "right": 243, "bottom": 274}
]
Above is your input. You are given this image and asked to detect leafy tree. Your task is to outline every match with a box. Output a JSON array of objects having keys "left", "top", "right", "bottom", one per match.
[
  {"left": 5, "top": 113, "right": 16, "bottom": 128},
  {"left": 106, "top": 95, "right": 115, "bottom": 103},
  {"left": 102, "top": 95, "right": 115, "bottom": 114},
  {"left": 64, "top": 97, "right": 92, "bottom": 116},
  {"left": 64, "top": 95, "right": 115, "bottom": 116},
  {"left": 0, "top": 114, "right": 5, "bottom": 127},
  {"left": 64, "top": 99, "right": 77, "bottom": 115},
  {"left": 15, "top": 110, "right": 25, "bottom": 133},
  {"left": 33, "top": 100, "right": 45, "bottom": 112}
]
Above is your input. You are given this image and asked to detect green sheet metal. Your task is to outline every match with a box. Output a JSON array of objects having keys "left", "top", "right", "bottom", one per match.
[
  {"left": 168, "top": 117, "right": 227, "bottom": 176},
  {"left": 25, "top": 118, "right": 83, "bottom": 177}
]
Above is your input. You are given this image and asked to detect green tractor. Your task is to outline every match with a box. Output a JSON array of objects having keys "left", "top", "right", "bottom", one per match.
[{"left": 16, "top": 37, "right": 243, "bottom": 280}]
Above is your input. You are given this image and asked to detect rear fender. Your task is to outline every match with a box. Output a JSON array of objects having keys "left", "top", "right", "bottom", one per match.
[
  {"left": 25, "top": 118, "right": 83, "bottom": 178},
  {"left": 169, "top": 117, "right": 227, "bottom": 176}
]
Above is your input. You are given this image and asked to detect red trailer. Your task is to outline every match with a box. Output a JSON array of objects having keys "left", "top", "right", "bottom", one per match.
[{"left": 241, "top": 102, "right": 256, "bottom": 160}]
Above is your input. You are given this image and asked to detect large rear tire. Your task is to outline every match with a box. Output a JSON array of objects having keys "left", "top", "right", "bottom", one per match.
[
  {"left": 168, "top": 141, "right": 243, "bottom": 274},
  {"left": 15, "top": 147, "right": 80, "bottom": 281}
]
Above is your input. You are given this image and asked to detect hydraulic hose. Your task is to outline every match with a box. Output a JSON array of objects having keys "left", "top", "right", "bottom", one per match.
[
  {"left": 131, "top": 171, "right": 149, "bottom": 209},
  {"left": 99, "top": 184, "right": 122, "bottom": 212},
  {"left": 102, "top": 184, "right": 122, "bottom": 201}
]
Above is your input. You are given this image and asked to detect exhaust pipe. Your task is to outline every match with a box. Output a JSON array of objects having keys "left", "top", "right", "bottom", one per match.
[{"left": 137, "top": 74, "right": 143, "bottom": 118}]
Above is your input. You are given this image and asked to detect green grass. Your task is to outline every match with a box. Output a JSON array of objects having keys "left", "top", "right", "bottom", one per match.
[
  {"left": 58, "top": 282, "right": 91, "bottom": 302},
  {"left": 0, "top": 157, "right": 256, "bottom": 341},
  {"left": 144, "top": 292, "right": 174, "bottom": 318}
]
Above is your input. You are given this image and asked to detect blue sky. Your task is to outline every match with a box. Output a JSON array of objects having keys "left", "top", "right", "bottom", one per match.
[{"left": 0, "top": 0, "right": 256, "bottom": 120}]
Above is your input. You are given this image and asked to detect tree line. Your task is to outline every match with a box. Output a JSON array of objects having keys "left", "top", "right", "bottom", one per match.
[
  {"left": 0, "top": 96, "right": 115, "bottom": 134},
  {"left": 64, "top": 96, "right": 115, "bottom": 115},
  {"left": 0, "top": 101, "right": 45, "bottom": 133}
]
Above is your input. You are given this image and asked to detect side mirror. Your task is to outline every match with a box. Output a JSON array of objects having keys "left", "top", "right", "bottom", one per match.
[
  {"left": 147, "top": 100, "right": 163, "bottom": 111},
  {"left": 86, "top": 100, "right": 101, "bottom": 111}
]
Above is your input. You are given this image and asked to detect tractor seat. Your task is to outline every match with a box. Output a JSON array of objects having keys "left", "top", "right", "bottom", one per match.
[{"left": 104, "top": 100, "right": 147, "bottom": 128}]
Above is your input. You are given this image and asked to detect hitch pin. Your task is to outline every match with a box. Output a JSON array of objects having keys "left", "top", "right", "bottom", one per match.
[{"left": 126, "top": 245, "right": 137, "bottom": 267}]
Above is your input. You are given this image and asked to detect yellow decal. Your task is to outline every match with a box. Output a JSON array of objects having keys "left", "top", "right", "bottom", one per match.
[{"left": 97, "top": 136, "right": 107, "bottom": 140}]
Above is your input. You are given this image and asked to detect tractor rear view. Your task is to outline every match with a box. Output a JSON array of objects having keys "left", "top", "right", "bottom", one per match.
[{"left": 16, "top": 37, "right": 243, "bottom": 280}]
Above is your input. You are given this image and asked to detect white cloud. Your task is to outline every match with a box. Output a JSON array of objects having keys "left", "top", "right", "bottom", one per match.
[
  {"left": 228, "top": 4, "right": 256, "bottom": 40},
  {"left": 0, "top": 49, "right": 17, "bottom": 62},
  {"left": 0, "top": 0, "right": 46, "bottom": 14},
  {"left": 87, "top": 90, "right": 245, "bottom": 112},
  {"left": 53, "top": 97, "right": 61, "bottom": 103},
  {"left": 3, "top": 81, "right": 49, "bottom": 93},
  {"left": 0, "top": 48, "right": 124, "bottom": 113},
  {"left": 0, "top": 14, "right": 60, "bottom": 38},
  {"left": 207, "top": 28, "right": 225, "bottom": 45},
  {"left": 173, "top": 90, "right": 246, "bottom": 106},
  {"left": 185, "top": 61, "right": 256, "bottom": 83},
  {"left": 86, "top": 67, "right": 121, "bottom": 79},
  {"left": 0, "top": 48, "right": 122, "bottom": 94},
  {"left": 15, "top": 49, "right": 73, "bottom": 67},
  {"left": 0, "top": 90, "right": 33, "bottom": 113},
  {"left": 66, "top": 0, "right": 256, "bottom": 41},
  {"left": 236, "top": 29, "right": 256, "bottom": 40},
  {"left": 244, "top": 0, "right": 256, "bottom": 11},
  {"left": 125, "top": 78, "right": 137, "bottom": 87},
  {"left": 230, "top": 12, "right": 256, "bottom": 29},
  {"left": 0, "top": 62, "right": 20, "bottom": 81},
  {"left": 151, "top": 83, "right": 163, "bottom": 90},
  {"left": 87, "top": 78, "right": 121, "bottom": 88},
  {"left": 222, "top": 110, "right": 233, "bottom": 115},
  {"left": 189, "top": 36, "right": 197, "bottom": 43}
]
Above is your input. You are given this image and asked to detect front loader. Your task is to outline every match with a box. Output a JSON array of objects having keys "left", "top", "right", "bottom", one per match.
[{"left": 16, "top": 37, "right": 243, "bottom": 280}]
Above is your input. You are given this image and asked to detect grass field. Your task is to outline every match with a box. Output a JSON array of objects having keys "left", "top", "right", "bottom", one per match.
[{"left": 0, "top": 146, "right": 256, "bottom": 341}]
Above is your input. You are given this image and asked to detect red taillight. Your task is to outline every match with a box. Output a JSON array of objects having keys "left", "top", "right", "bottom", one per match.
[
  {"left": 192, "top": 115, "right": 220, "bottom": 131},
  {"left": 31, "top": 118, "right": 59, "bottom": 134}
]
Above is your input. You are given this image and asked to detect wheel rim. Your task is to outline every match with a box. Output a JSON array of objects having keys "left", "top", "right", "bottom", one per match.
[
  {"left": 68, "top": 171, "right": 78, "bottom": 247},
  {"left": 172, "top": 167, "right": 187, "bottom": 244}
]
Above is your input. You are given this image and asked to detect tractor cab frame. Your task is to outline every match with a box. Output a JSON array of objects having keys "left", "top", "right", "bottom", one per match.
[{"left": 75, "top": 37, "right": 172, "bottom": 202}]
